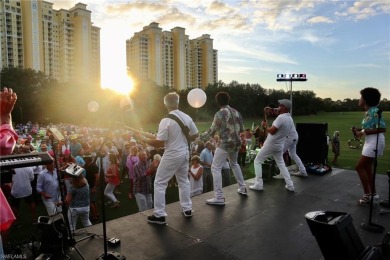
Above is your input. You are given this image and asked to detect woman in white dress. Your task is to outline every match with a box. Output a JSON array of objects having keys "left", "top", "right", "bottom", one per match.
[{"left": 188, "top": 155, "right": 204, "bottom": 197}]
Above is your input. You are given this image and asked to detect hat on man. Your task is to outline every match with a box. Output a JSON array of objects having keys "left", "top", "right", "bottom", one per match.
[
  {"left": 83, "top": 153, "right": 93, "bottom": 160},
  {"left": 278, "top": 99, "right": 292, "bottom": 110}
]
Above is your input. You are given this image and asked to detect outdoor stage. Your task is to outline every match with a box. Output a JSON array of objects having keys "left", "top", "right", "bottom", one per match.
[{"left": 69, "top": 168, "right": 390, "bottom": 260}]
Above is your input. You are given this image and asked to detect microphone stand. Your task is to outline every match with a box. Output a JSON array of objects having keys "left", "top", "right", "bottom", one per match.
[
  {"left": 94, "top": 123, "right": 125, "bottom": 260},
  {"left": 361, "top": 109, "right": 385, "bottom": 233},
  {"left": 47, "top": 133, "right": 93, "bottom": 259}
]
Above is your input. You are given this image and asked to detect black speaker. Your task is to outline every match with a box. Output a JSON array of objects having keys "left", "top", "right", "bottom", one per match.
[
  {"left": 296, "top": 123, "right": 328, "bottom": 164},
  {"left": 37, "top": 214, "right": 69, "bottom": 256},
  {"left": 305, "top": 211, "right": 365, "bottom": 260}
]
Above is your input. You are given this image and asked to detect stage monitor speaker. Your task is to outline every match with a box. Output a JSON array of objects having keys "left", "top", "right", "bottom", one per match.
[
  {"left": 296, "top": 123, "right": 328, "bottom": 165},
  {"left": 37, "top": 214, "right": 69, "bottom": 256}
]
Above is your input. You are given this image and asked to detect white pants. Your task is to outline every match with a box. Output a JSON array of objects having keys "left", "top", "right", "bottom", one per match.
[
  {"left": 42, "top": 198, "right": 62, "bottom": 216},
  {"left": 104, "top": 183, "right": 118, "bottom": 203},
  {"left": 135, "top": 193, "right": 153, "bottom": 212},
  {"left": 67, "top": 206, "right": 92, "bottom": 231},
  {"left": 153, "top": 155, "right": 191, "bottom": 217},
  {"left": 211, "top": 148, "right": 246, "bottom": 199},
  {"left": 254, "top": 145, "right": 294, "bottom": 187},
  {"left": 284, "top": 137, "right": 306, "bottom": 174}
]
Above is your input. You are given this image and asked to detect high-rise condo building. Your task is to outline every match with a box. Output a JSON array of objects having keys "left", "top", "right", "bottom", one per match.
[
  {"left": 0, "top": 0, "right": 100, "bottom": 85},
  {"left": 126, "top": 22, "right": 218, "bottom": 90}
]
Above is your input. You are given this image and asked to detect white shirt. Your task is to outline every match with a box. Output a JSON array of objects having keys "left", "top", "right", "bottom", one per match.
[
  {"left": 156, "top": 110, "right": 198, "bottom": 159},
  {"left": 190, "top": 165, "right": 203, "bottom": 194},
  {"left": 264, "top": 113, "right": 294, "bottom": 150},
  {"left": 11, "top": 167, "right": 34, "bottom": 198}
]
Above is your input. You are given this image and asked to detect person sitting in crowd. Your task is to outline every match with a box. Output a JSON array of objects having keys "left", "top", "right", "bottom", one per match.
[
  {"left": 189, "top": 155, "right": 203, "bottom": 197},
  {"left": 199, "top": 141, "right": 214, "bottom": 193}
]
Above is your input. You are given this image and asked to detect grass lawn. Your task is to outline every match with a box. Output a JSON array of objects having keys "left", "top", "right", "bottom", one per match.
[{"left": 5, "top": 112, "right": 389, "bottom": 248}]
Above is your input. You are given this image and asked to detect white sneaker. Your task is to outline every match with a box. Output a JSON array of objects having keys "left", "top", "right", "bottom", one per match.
[
  {"left": 249, "top": 184, "right": 263, "bottom": 191},
  {"left": 206, "top": 197, "right": 225, "bottom": 205},
  {"left": 273, "top": 174, "right": 284, "bottom": 179},
  {"left": 292, "top": 172, "right": 308, "bottom": 178},
  {"left": 285, "top": 185, "right": 295, "bottom": 192},
  {"left": 372, "top": 193, "right": 380, "bottom": 200},
  {"left": 237, "top": 187, "right": 248, "bottom": 196}
]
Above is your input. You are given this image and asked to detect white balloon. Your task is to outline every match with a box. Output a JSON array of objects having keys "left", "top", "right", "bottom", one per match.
[
  {"left": 88, "top": 101, "right": 99, "bottom": 112},
  {"left": 187, "top": 88, "right": 207, "bottom": 108}
]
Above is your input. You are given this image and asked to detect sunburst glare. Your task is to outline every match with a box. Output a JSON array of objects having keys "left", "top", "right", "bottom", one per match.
[{"left": 102, "top": 75, "right": 134, "bottom": 96}]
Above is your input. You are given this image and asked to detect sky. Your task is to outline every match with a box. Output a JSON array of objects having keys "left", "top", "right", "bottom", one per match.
[{"left": 51, "top": 0, "right": 390, "bottom": 101}]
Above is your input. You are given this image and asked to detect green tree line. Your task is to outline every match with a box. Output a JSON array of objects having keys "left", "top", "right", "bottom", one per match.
[{"left": 1, "top": 67, "right": 389, "bottom": 126}]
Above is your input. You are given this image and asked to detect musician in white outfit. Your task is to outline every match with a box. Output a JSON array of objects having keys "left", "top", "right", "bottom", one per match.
[
  {"left": 250, "top": 99, "right": 295, "bottom": 192},
  {"left": 140, "top": 92, "right": 199, "bottom": 225}
]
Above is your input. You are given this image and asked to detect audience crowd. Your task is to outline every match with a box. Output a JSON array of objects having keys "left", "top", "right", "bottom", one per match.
[{"left": 2, "top": 120, "right": 247, "bottom": 230}]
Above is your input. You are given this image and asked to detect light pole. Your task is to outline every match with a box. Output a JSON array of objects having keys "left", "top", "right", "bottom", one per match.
[{"left": 276, "top": 74, "right": 307, "bottom": 116}]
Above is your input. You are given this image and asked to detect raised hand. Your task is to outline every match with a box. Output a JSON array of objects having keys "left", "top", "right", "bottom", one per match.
[{"left": 1, "top": 87, "right": 17, "bottom": 125}]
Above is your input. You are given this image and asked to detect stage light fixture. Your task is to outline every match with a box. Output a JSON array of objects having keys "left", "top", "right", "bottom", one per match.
[{"left": 276, "top": 73, "right": 307, "bottom": 82}]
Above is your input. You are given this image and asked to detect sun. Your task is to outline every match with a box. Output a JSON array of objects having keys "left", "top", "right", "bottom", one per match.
[
  {"left": 99, "top": 32, "right": 134, "bottom": 96},
  {"left": 101, "top": 74, "right": 134, "bottom": 96}
]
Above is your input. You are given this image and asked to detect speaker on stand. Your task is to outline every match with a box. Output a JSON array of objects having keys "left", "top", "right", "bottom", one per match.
[{"left": 296, "top": 123, "right": 328, "bottom": 165}]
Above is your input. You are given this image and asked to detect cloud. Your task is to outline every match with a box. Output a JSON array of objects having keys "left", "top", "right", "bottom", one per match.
[
  {"left": 307, "top": 16, "right": 334, "bottom": 24},
  {"left": 105, "top": 0, "right": 170, "bottom": 15},
  {"left": 217, "top": 41, "right": 297, "bottom": 65},
  {"left": 335, "top": 1, "right": 390, "bottom": 21},
  {"left": 218, "top": 65, "right": 256, "bottom": 74},
  {"left": 199, "top": 13, "right": 252, "bottom": 33},
  {"left": 250, "top": 1, "right": 319, "bottom": 31},
  {"left": 206, "top": 1, "right": 235, "bottom": 15},
  {"left": 156, "top": 7, "right": 197, "bottom": 27}
]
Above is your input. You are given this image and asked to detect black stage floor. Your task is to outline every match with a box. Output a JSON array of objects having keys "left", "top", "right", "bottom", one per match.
[{"left": 68, "top": 168, "right": 390, "bottom": 260}]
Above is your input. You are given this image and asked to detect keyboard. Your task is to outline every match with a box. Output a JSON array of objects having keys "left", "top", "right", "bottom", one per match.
[{"left": 0, "top": 152, "right": 53, "bottom": 170}]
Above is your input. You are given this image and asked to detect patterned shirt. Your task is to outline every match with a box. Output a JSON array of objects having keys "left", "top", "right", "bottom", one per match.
[
  {"left": 133, "top": 160, "right": 152, "bottom": 195},
  {"left": 202, "top": 105, "right": 244, "bottom": 152},
  {"left": 361, "top": 107, "right": 386, "bottom": 130},
  {"left": 68, "top": 183, "right": 90, "bottom": 208}
]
